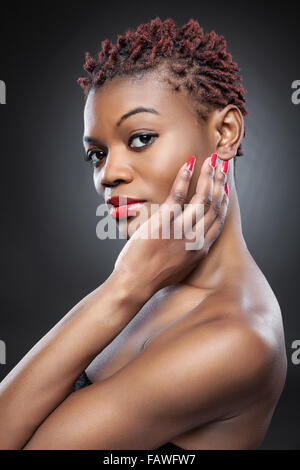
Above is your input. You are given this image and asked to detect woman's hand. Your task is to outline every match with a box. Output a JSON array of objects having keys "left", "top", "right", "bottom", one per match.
[{"left": 113, "top": 154, "right": 229, "bottom": 298}]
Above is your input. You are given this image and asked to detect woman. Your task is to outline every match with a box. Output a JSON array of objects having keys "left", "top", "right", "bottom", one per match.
[{"left": 0, "top": 17, "right": 287, "bottom": 450}]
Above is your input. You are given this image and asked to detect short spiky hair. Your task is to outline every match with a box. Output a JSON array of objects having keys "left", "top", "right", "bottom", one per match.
[{"left": 78, "top": 17, "right": 248, "bottom": 164}]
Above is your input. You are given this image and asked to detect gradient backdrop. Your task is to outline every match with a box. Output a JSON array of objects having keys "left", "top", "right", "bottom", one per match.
[{"left": 0, "top": 1, "right": 299, "bottom": 450}]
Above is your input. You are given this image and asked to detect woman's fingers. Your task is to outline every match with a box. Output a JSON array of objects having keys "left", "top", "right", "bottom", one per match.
[
  {"left": 203, "top": 156, "right": 229, "bottom": 233},
  {"left": 183, "top": 154, "right": 229, "bottom": 247},
  {"left": 182, "top": 154, "right": 215, "bottom": 229},
  {"left": 202, "top": 187, "right": 229, "bottom": 252},
  {"left": 162, "top": 156, "right": 196, "bottom": 219},
  {"left": 156, "top": 153, "right": 228, "bottom": 246}
]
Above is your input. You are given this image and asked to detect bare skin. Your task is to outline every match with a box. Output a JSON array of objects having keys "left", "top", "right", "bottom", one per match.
[
  {"left": 0, "top": 69, "right": 287, "bottom": 449},
  {"left": 83, "top": 73, "right": 287, "bottom": 449}
]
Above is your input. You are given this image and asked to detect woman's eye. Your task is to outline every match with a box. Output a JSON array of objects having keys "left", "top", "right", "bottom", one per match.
[
  {"left": 84, "top": 149, "right": 106, "bottom": 167},
  {"left": 129, "top": 133, "right": 158, "bottom": 149},
  {"left": 84, "top": 133, "right": 157, "bottom": 166}
]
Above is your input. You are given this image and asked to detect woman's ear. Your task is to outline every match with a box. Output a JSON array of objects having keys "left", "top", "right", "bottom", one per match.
[{"left": 213, "top": 105, "right": 244, "bottom": 159}]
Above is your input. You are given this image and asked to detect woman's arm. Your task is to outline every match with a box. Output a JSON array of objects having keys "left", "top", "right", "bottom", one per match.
[
  {"left": 22, "top": 314, "right": 272, "bottom": 450},
  {"left": 0, "top": 270, "right": 150, "bottom": 450},
  {"left": 0, "top": 154, "right": 229, "bottom": 449}
]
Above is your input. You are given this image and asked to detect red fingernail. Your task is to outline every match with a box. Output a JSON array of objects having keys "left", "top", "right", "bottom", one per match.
[
  {"left": 221, "top": 160, "right": 229, "bottom": 175},
  {"left": 210, "top": 153, "right": 218, "bottom": 168},
  {"left": 186, "top": 156, "right": 196, "bottom": 173},
  {"left": 225, "top": 182, "right": 229, "bottom": 196}
]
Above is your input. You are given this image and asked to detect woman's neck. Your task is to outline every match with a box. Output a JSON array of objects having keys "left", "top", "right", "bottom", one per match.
[{"left": 181, "top": 175, "right": 249, "bottom": 291}]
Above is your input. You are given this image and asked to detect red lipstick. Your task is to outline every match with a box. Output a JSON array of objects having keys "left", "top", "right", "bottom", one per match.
[
  {"left": 106, "top": 196, "right": 147, "bottom": 220},
  {"left": 107, "top": 196, "right": 146, "bottom": 206},
  {"left": 110, "top": 202, "right": 146, "bottom": 219}
]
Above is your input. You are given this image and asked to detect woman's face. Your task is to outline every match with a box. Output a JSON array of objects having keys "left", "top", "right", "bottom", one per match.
[{"left": 83, "top": 72, "right": 215, "bottom": 238}]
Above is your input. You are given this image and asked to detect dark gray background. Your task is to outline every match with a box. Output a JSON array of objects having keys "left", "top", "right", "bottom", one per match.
[{"left": 0, "top": 1, "right": 299, "bottom": 449}]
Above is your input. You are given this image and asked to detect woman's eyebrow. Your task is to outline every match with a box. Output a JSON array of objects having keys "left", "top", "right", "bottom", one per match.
[
  {"left": 115, "top": 106, "right": 160, "bottom": 127},
  {"left": 83, "top": 107, "right": 160, "bottom": 146}
]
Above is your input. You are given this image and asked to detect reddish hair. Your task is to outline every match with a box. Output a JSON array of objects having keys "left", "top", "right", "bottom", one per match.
[{"left": 78, "top": 17, "right": 248, "bottom": 163}]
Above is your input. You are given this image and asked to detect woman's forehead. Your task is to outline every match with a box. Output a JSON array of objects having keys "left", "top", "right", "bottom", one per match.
[{"left": 83, "top": 74, "right": 196, "bottom": 126}]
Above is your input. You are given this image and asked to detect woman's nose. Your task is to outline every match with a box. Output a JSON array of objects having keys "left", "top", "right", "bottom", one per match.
[{"left": 100, "top": 151, "right": 134, "bottom": 187}]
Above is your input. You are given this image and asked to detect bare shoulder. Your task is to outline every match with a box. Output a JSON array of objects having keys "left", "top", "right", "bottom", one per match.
[
  {"left": 193, "top": 276, "right": 287, "bottom": 401},
  {"left": 144, "top": 279, "right": 287, "bottom": 411},
  {"left": 148, "top": 304, "right": 276, "bottom": 379},
  {"left": 138, "top": 308, "right": 276, "bottom": 421}
]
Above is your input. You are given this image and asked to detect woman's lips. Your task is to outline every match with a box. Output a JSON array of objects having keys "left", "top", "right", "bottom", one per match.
[{"left": 110, "top": 202, "right": 147, "bottom": 219}]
